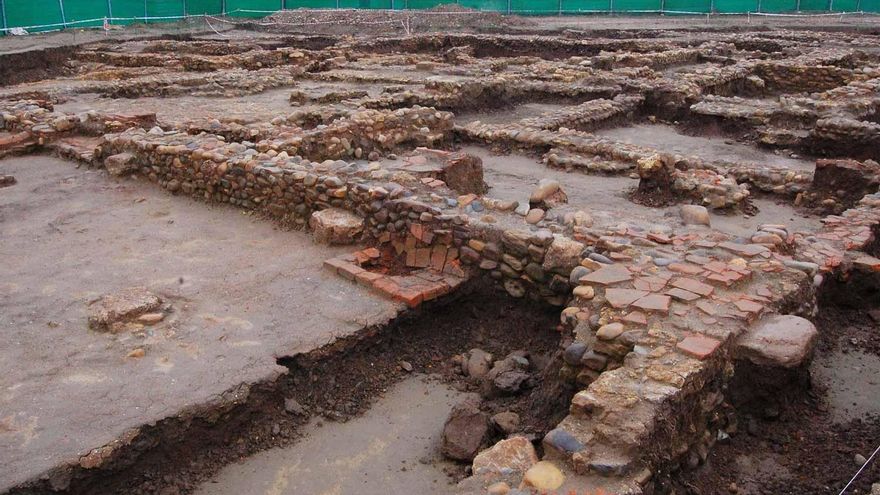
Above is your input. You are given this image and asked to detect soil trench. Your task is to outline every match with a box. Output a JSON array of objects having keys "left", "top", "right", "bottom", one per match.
[{"left": 34, "top": 284, "right": 564, "bottom": 495}]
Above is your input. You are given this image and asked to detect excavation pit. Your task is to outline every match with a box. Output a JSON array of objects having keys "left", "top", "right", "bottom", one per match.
[{"left": 2, "top": 13, "right": 880, "bottom": 495}]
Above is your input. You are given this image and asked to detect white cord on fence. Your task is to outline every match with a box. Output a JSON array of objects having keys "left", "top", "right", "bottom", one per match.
[
  {"left": 204, "top": 15, "right": 228, "bottom": 37},
  {"left": 838, "top": 442, "right": 880, "bottom": 495}
]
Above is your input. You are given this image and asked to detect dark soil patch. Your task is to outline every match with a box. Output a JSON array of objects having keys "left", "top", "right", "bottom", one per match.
[
  {"left": 15, "top": 281, "right": 564, "bottom": 495},
  {"left": 0, "top": 46, "right": 74, "bottom": 86}
]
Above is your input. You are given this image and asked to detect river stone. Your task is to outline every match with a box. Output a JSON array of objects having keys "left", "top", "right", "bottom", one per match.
[
  {"left": 734, "top": 315, "right": 818, "bottom": 368},
  {"left": 441, "top": 394, "right": 490, "bottom": 461},
  {"left": 573, "top": 285, "right": 595, "bottom": 299},
  {"left": 491, "top": 411, "right": 521, "bottom": 434},
  {"left": 542, "top": 236, "right": 583, "bottom": 274},
  {"left": 563, "top": 342, "right": 588, "bottom": 365},
  {"left": 543, "top": 428, "right": 586, "bottom": 455},
  {"left": 464, "top": 348, "right": 494, "bottom": 379},
  {"left": 569, "top": 266, "right": 591, "bottom": 286},
  {"left": 597, "top": 322, "right": 625, "bottom": 341},
  {"left": 525, "top": 208, "right": 545, "bottom": 224},
  {"left": 472, "top": 436, "right": 538, "bottom": 476},
  {"left": 680, "top": 204, "right": 711, "bottom": 226},
  {"left": 504, "top": 278, "right": 526, "bottom": 298},
  {"left": 487, "top": 482, "right": 511, "bottom": 495},
  {"left": 521, "top": 461, "right": 565, "bottom": 491},
  {"left": 310, "top": 208, "right": 364, "bottom": 245},
  {"left": 529, "top": 179, "right": 560, "bottom": 202}
]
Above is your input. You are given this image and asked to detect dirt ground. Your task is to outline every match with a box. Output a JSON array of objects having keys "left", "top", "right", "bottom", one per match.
[
  {"left": 0, "top": 154, "right": 399, "bottom": 490},
  {"left": 2, "top": 10, "right": 880, "bottom": 495},
  {"left": 195, "top": 375, "right": 466, "bottom": 495}
]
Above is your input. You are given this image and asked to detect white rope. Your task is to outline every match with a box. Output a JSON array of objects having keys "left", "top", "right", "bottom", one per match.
[
  {"left": 838, "top": 442, "right": 880, "bottom": 495},
  {"left": 204, "top": 14, "right": 229, "bottom": 36}
]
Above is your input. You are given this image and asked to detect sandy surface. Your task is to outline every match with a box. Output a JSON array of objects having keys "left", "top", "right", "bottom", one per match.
[
  {"left": 466, "top": 145, "right": 823, "bottom": 238},
  {"left": 0, "top": 155, "right": 399, "bottom": 490},
  {"left": 595, "top": 123, "right": 816, "bottom": 172}
]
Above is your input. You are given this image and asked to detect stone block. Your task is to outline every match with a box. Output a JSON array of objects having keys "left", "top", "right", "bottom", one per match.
[{"left": 310, "top": 208, "right": 364, "bottom": 245}]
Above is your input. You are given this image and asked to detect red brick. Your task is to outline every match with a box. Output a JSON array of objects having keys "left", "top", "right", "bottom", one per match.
[
  {"left": 633, "top": 276, "right": 667, "bottom": 292},
  {"left": 362, "top": 247, "right": 381, "bottom": 259},
  {"left": 372, "top": 277, "right": 400, "bottom": 298},
  {"left": 580, "top": 264, "right": 632, "bottom": 286},
  {"left": 430, "top": 244, "right": 448, "bottom": 271},
  {"left": 631, "top": 294, "right": 671, "bottom": 313},
  {"left": 733, "top": 299, "right": 763, "bottom": 314},
  {"left": 443, "top": 259, "right": 466, "bottom": 277},
  {"left": 355, "top": 270, "right": 383, "bottom": 287},
  {"left": 337, "top": 262, "right": 365, "bottom": 281},
  {"left": 670, "top": 277, "right": 714, "bottom": 297},
  {"left": 647, "top": 233, "right": 671, "bottom": 244},
  {"left": 393, "top": 287, "right": 424, "bottom": 308},
  {"left": 676, "top": 334, "right": 721, "bottom": 360},
  {"left": 695, "top": 300, "right": 719, "bottom": 316},
  {"left": 623, "top": 311, "right": 647, "bottom": 325},
  {"left": 605, "top": 288, "right": 648, "bottom": 309},
  {"left": 668, "top": 263, "right": 703, "bottom": 275},
  {"left": 666, "top": 287, "right": 701, "bottom": 302},
  {"left": 413, "top": 248, "right": 432, "bottom": 268},
  {"left": 322, "top": 257, "right": 349, "bottom": 274},
  {"left": 422, "top": 281, "right": 450, "bottom": 301}
]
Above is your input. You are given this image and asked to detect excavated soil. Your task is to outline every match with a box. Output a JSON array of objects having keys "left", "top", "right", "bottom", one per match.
[
  {"left": 666, "top": 287, "right": 880, "bottom": 495},
  {"left": 52, "top": 284, "right": 563, "bottom": 495},
  {"left": 0, "top": 46, "right": 74, "bottom": 86}
]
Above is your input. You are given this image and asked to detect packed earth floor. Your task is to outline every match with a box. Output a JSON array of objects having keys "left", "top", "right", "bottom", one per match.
[{"left": 1, "top": 10, "right": 880, "bottom": 495}]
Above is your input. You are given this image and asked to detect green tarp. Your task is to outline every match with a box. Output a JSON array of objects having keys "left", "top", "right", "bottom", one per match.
[{"left": 1, "top": 0, "right": 878, "bottom": 35}]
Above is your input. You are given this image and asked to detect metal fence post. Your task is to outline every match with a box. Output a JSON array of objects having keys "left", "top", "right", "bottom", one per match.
[
  {"left": 107, "top": 0, "right": 113, "bottom": 20},
  {"left": 58, "top": 0, "right": 67, "bottom": 28},
  {"left": 507, "top": 0, "right": 511, "bottom": 14},
  {"left": 795, "top": 0, "right": 800, "bottom": 11},
  {"left": 184, "top": 0, "right": 188, "bottom": 17},
  {"left": 144, "top": 0, "right": 148, "bottom": 22},
  {"left": 0, "top": 0, "right": 7, "bottom": 35}
]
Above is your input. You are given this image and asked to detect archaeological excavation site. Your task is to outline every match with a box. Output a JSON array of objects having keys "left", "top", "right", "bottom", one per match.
[{"left": 1, "top": 9, "right": 880, "bottom": 495}]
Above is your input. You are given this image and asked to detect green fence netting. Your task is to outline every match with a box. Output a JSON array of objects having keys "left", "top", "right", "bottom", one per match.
[{"left": 0, "top": 0, "right": 878, "bottom": 35}]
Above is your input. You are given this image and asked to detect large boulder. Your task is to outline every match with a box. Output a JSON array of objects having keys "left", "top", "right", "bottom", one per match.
[
  {"left": 104, "top": 152, "right": 137, "bottom": 177},
  {"left": 309, "top": 208, "right": 364, "bottom": 245},
  {"left": 734, "top": 314, "right": 818, "bottom": 368},
  {"left": 443, "top": 152, "right": 487, "bottom": 195},
  {"left": 441, "top": 394, "right": 490, "bottom": 461}
]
